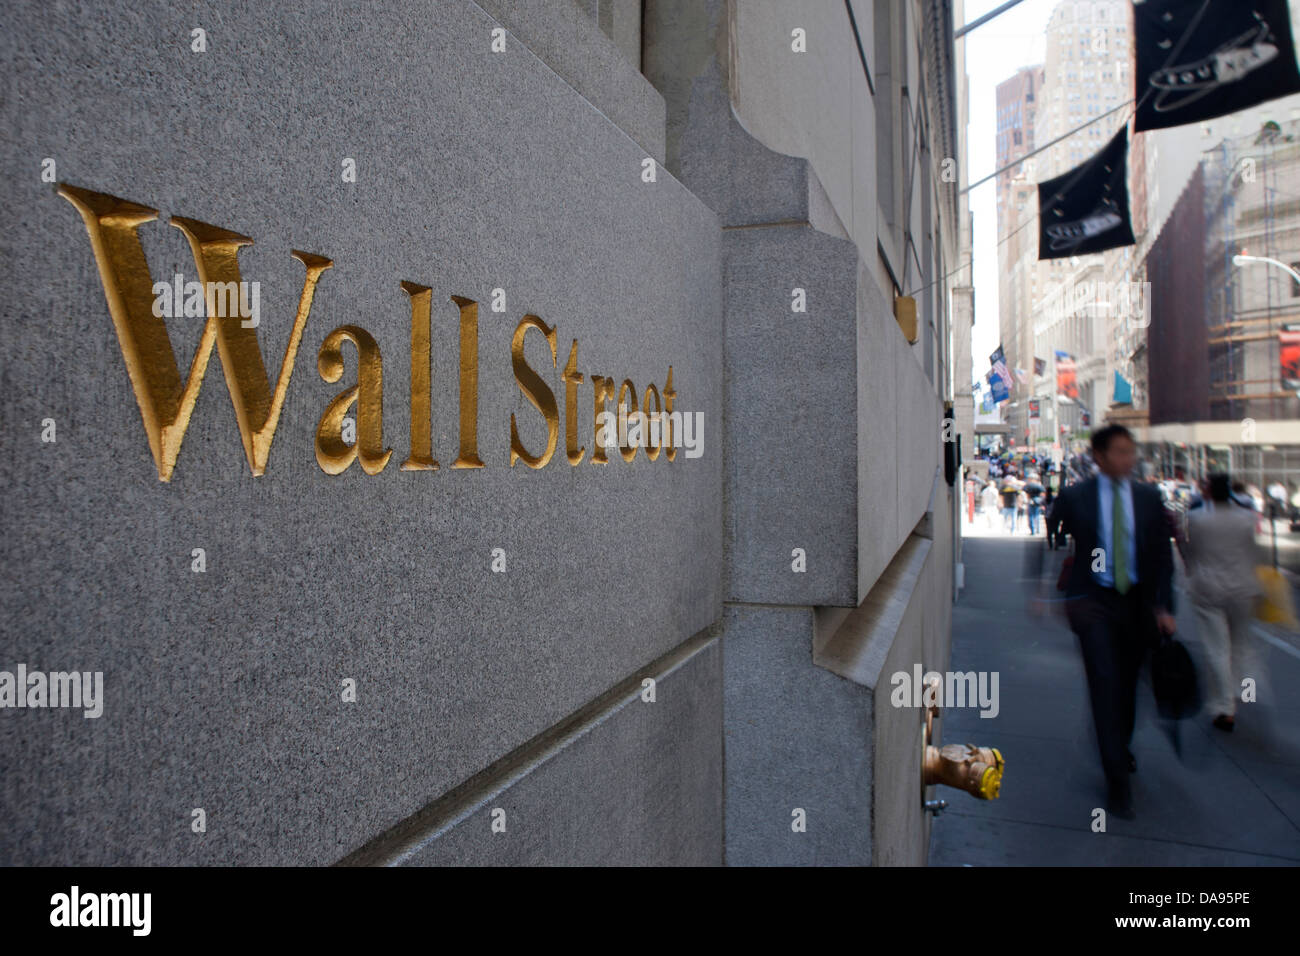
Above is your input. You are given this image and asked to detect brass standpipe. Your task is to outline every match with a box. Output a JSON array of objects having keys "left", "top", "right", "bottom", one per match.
[
  {"left": 921, "top": 675, "right": 1004, "bottom": 804},
  {"left": 924, "top": 743, "right": 1004, "bottom": 800}
]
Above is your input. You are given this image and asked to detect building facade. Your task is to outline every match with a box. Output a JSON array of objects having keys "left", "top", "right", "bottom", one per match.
[
  {"left": 1138, "top": 118, "right": 1300, "bottom": 502},
  {"left": 993, "top": 0, "right": 1132, "bottom": 451},
  {"left": 1, "top": 0, "right": 970, "bottom": 865},
  {"left": 995, "top": 65, "right": 1044, "bottom": 436}
]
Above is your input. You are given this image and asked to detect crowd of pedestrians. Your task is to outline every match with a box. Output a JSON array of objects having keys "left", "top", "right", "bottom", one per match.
[
  {"left": 966, "top": 454, "right": 1056, "bottom": 536},
  {"left": 966, "top": 430, "right": 1291, "bottom": 820}
]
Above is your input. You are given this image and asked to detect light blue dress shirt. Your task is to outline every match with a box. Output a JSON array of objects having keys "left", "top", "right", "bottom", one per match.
[{"left": 1095, "top": 473, "right": 1138, "bottom": 588}]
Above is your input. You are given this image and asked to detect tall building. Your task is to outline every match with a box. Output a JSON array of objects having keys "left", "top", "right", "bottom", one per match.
[
  {"left": 1138, "top": 118, "right": 1300, "bottom": 495},
  {"left": 2, "top": 0, "right": 972, "bottom": 866},
  {"left": 994, "top": 66, "right": 1044, "bottom": 442},
  {"left": 952, "top": 0, "right": 978, "bottom": 575},
  {"left": 1001, "top": 175, "right": 1042, "bottom": 435},
  {"left": 1016, "top": 0, "right": 1132, "bottom": 452},
  {"left": 995, "top": 67, "right": 1045, "bottom": 233},
  {"left": 1048, "top": 0, "right": 1300, "bottom": 448},
  {"left": 1121, "top": 89, "right": 1300, "bottom": 428}
]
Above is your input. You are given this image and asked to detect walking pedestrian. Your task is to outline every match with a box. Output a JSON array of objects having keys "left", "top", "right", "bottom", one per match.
[
  {"left": 1044, "top": 479, "right": 1060, "bottom": 548},
  {"left": 1046, "top": 424, "right": 1176, "bottom": 819},
  {"left": 981, "top": 480, "right": 1000, "bottom": 530},
  {"left": 1182, "top": 473, "right": 1264, "bottom": 733},
  {"left": 1025, "top": 472, "right": 1045, "bottom": 535},
  {"left": 1000, "top": 476, "right": 1020, "bottom": 533}
]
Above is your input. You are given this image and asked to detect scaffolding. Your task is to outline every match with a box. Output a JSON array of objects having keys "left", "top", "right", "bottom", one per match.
[
  {"left": 1202, "top": 121, "right": 1300, "bottom": 423},
  {"left": 1142, "top": 121, "right": 1300, "bottom": 505}
]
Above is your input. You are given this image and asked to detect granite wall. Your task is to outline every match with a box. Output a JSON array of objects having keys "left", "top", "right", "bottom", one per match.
[
  {"left": 1, "top": 0, "right": 723, "bottom": 865},
  {"left": 1, "top": 0, "right": 961, "bottom": 867}
]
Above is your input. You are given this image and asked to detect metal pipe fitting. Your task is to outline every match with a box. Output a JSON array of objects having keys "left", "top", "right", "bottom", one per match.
[{"left": 924, "top": 743, "right": 1004, "bottom": 800}]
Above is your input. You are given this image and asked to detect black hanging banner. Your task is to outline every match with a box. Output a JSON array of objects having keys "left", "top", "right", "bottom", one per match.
[
  {"left": 1134, "top": 0, "right": 1300, "bottom": 133},
  {"left": 1037, "top": 128, "right": 1135, "bottom": 261}
]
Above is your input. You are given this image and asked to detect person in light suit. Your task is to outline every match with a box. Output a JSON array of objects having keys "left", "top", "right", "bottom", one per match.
[
  {"left": 1183, "top": 473, "right": 1264, "bottom": 733},
  {"left": 1047, "top": 424, "right": 1176, "bottom": 819}
]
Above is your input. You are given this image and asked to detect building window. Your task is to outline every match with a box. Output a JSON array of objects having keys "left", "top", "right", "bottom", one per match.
[
  {"left": 1291, "top": 263, "right": 1300, "bottom": 297},
  {"left": 873, "top": 0, "right": 905, "bottom": 259}
]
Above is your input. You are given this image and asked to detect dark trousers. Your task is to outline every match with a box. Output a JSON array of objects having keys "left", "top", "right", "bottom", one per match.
[{"left": 1066, "top": 586, "right": 1153, "bottom": 804}]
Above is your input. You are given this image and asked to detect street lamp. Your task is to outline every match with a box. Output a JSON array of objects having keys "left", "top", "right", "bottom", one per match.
[
  {"left": 1232, "top": 254, "right": 1300, "bottom": 286},
  {"left": 1231, "top": 253, "right": 1295, "bottom": 568}
]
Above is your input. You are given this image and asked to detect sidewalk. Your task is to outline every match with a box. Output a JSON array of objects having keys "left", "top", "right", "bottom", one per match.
[{"left": 929, "top": 522, "right": 1300, "bottom": 866}]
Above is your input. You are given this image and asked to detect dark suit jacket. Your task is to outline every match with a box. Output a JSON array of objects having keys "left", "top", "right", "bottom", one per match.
[{"left": 1047, "top": 476, "right": 1175, "bottom": 613}]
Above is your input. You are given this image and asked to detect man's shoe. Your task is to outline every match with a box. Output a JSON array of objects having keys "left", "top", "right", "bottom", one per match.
[
  {"left": 1212, "top": 714, "right": 1235, "bottom": 732},
  {"left": 1107, "top": 780, "right": 1135, "bottom": 819},
  {"left": 1107, "top": 797, "right": 1136, "bottom": 820}
]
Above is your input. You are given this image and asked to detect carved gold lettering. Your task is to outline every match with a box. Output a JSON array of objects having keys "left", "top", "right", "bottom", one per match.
[
  {"left": 642, "top": 383, "right": 662, "bottom": 461},
  {"left": 563, "top": 339, "right": 585, "bottom": 466},
  {"left": 315, "top": 325, "right": 391, "bottom": 476},
  {"left": 664, "top": 366, "right": 677, "bottom": 462},
  {"left": 509, "top": 316, "right": 559, "bottom": 469},
  {"left": 60, "top": 183, "right": 691, "bottom": 480},
  {"left": 400, "top": 282, "right": 438, "bottom": 471},
  {"left": 590, "top": 375, "right": 615, "bottom": 465},
  {"left": 617, "top": 380, "right": 638, "bottom": 463},
  {"left": 451, "top": 295, "right": 484, "bottom": 469},
  {"left": 57, "top": 183, "right": 332, "bottom": 481}
]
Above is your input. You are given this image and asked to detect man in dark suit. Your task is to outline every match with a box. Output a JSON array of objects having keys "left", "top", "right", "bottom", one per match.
[{"left": 1047, "top": 424, "right": 1176, "bottom": 819}]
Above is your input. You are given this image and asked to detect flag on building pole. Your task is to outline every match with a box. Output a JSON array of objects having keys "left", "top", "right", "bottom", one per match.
[
  {"left": 990, "top": 345, "right": 1013, "bottom": 390},
  {"left": 1133, "top": 0, "right": 1300, "bottom": 133},
  {"left": 1038, "top": 127, "right": 1136, "bottom": 260},
  {"left": 1014, "top": 368, "right": 1028, "bottom": 384},
  {"left": 988, "top": 368, "right": 1010, "bottom": 404},
  {"left": 1055, "top": 350, "right": 1079, "bottom": 401},
  {"left": 1113, "top": 370, "right": 1133, "bottom": 405},
  {"left": 1034, "top": 357, "right": 1046, "bottom": 378}
]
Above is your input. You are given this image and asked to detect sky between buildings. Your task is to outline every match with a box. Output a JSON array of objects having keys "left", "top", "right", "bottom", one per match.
[
  {"left": 964, "top": 0, "right": 1300, "bottom": 386},
  {"left": 964, "top": 0, "right": 1051, "bottom": 381}
]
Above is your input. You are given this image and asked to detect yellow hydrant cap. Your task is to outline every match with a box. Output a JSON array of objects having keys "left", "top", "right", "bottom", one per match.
[{"left": 979, "top": 765, "right": 1002, "bottom": 800}]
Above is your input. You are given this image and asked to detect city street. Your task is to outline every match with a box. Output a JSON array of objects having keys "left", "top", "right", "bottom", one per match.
[
  {"left": 7, "top": 0, "right": 1300, "bottom": 895},
  {"left": 931, "top": 522, "right": 1300, "bottom": 865}
]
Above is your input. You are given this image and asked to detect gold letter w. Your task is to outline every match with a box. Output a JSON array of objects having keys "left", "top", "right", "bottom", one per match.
[{"left": 59, "top": 183, "right": 333, "bottom": 481}]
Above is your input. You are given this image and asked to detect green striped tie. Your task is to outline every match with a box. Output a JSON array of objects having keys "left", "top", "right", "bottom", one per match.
[{"left": 1113, "top": 482, "right": 1130, "bottom": 594}]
